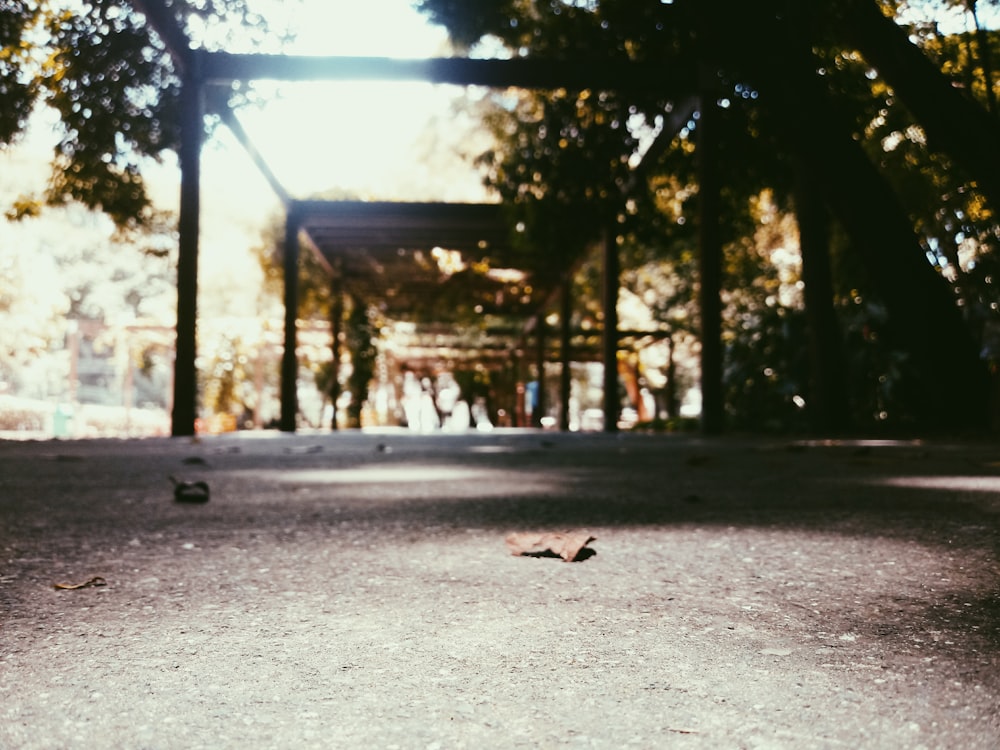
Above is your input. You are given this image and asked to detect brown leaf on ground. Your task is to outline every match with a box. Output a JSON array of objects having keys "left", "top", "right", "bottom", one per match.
[
  {"left": 53, "top": 576, "right": 107, "bottom": 590},
  {"left": 169, "top": 476, "right": 210, "bottom": 503},
  {"left": 505, "top": 531, "right": 596, "bottom": 562}
]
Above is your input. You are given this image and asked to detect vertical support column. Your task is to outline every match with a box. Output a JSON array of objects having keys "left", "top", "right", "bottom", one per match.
[
  {"left": 602, "top": 229, "right": 620, "bottom": 433},
  {"left": 253, "top": 346, "right": 264, "bottom": 428},
  {"left": 665, "top": 333, "right": 678, "bottom": 418},
  {"left": 68, "top": 321, "right": 80, "bottom": 407},
  {"left": 697, "top": 81, "right": 725, "bottom": 435},
  {"left": 171, "top": 57, "right": 203, "bottom": 437},
  {"left": 559, "top": 275, "right": 572, "bottom": 432},
  {"left": 280, "top": 205, "right": 301, "bottom": 432},
  {"left": 506, "top": 351, "right": 518, "bottom": 428},
  {"left": 329, "top": 281, "right": 343, "bottom": 431},
  {"left": 533, "top": 317, "right": 546, "bottom": 427},
  {"left": 514, "top": 347, "right": 525, "bottom": 427}
]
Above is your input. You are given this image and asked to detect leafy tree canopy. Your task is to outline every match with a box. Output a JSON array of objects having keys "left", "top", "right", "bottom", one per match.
[
  {"left": 418, "top": 0, "right": 1000, "bottom": 430},
  {"left": 1, "top": 0, "right": 283, "bottom": 227}
]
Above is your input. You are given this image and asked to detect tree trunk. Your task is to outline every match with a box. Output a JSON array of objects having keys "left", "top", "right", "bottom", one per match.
[
  {"left": 765, "top": 21, "right": 988, "bottom": 430},
  {"left": 795, "top": 159, "right": 851, "bottom": 434},
  {"left": 697, "top": 71, "right": 725, "bottom": 435},
  {"left": 696, "top": 1, "right": 990, "bottom": 430}
]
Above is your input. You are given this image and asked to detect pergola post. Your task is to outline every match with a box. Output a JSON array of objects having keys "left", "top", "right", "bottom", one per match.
[
  {"left": 513, "top": 348, "right": 526, "bottom": 427},
  {"left": 329, "top": 282, "right": 343, "bottom": 431},
  {"left": 171, "top": 59, "right": 203, "bottom": 437},
  {"left": 602, "top": 229, "right": 620, "bottom": 433},
  {"left": 697, "top": 79, "right": 725, "bottom": 435},
  {"left": 280, "top": 206, "right": 301, "bottom": 432},
  {"left": 533, "top": 317, "right": 547, "bottom": 427},
  {"left": 559, "top": 275, "right": 573, "bottom": 432}
]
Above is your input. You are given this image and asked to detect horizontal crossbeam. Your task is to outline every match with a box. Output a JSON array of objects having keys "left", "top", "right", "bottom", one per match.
[{"left": 198, "top": 52, "right": 695, "bottom": 94}]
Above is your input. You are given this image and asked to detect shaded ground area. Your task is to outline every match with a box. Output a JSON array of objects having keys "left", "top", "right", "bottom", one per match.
[{"left": 1, "top": 430, "right": 999, "bottom": 749}]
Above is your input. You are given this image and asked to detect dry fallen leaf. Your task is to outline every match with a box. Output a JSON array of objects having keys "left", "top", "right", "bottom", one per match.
[
  {"left": 53, "top": 576, "right": 107, "bottom": 591},
  {"left": 169, "top": 476, "right": 210, "bottom": 503},
  {"left": 505, "top": 531, "right": 596, "bottom": 562}
]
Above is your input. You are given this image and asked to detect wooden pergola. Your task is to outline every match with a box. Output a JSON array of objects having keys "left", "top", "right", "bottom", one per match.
[{"left": 130, "top": 1, "right": 721, "bottom": 436}]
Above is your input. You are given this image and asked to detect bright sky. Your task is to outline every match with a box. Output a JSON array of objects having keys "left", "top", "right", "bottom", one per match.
[
  {"left": 206, "top": 0, "right": 488, "bottom": 202},
  {"left": 260, "top": 0, "right": 449, "bottom": 57}
]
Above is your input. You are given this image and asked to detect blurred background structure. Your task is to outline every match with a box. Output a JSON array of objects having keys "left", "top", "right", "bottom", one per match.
[{"left": 3, "top": 1, "right": 1000, "bottom": 439}]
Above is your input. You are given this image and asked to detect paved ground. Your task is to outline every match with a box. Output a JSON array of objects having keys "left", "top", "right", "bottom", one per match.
[{"left": 1, "top": 430, "right": 998, "bottom": 749}]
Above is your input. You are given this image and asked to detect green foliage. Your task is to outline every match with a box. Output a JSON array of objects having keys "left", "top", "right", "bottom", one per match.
[
  {"left": 343, "top": 300, "right": 377, "bottom": 427},
  {"left": 1, "top": 0, "right": 281, "bottom": 227},
  {"left": 39, "top": 1, "right": 181, "bottom": 225},
  {"left": 817, "top": 12, "right": 999, "bottom": 348},
  {"left": 200, "top": 333, "right": 260, "bottom": 421},
  {"left": 0, "top": 0, "right": 41, "bottom": 145},
  {"left": 473, "top": 87, "right": 635, "bottom": 280},
  {"left": 722, "top": 303, "right": 811, "bottom": 433},
  {"left": 415, "top": 0, "right": 519, "bottom": 50}
]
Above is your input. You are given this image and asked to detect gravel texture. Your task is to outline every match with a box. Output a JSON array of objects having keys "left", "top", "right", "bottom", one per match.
[{"left": 1, "top": 430, "right": 998, "bottom": 749}]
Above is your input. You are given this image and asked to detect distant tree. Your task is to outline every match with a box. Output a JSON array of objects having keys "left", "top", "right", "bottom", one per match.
[
  {"left": 0, "top": 200, "right": 176, "bottom": 403},
  {"left": 342, "top": 299, "right": 377, "bottom": 427}
]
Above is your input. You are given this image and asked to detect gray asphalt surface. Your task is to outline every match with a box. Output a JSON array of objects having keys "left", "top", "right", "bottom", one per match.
[{"left": 1, "top": 430, "right": 998, "bottom": 749}]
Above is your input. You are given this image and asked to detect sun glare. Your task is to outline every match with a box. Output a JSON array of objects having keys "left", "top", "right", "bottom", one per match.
[
  {"left": 259, "top": 0, "right": 450, "bottom": 58},
  {"left": 214, "top": 1, "right": 489, "bottom": 201}
]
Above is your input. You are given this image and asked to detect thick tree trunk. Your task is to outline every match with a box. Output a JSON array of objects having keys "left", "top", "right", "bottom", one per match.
[
  {"left": 795, "top": 160, "right": 852, "bottom": 434},
  {"left": 280, "top": 207, "right": 301, "bottom": 433},
  {"left": 697, "top": 74, "right": 725, "bottom": 435},
  {"left": 694, "top": 0, "right": 990, "bottom": 430},
  {"left": 765, "top": 18, "right": 989, "bottom": 430}
]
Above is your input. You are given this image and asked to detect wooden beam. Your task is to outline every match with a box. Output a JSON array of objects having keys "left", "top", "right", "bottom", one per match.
[
  {"left": 602, "top": 228, "right": 620, "bottom": 433},
  {"left": 199, "top": 53, "right": 696, "bottom": 94},
  {"left": 559, "top": 275, "right": 572, "bottom": 432},
  {"left": 329, "top": 281, "right": 343, "bottom": 431},
  {"left": 280, "top": 208, "right": 301, "bottom": 432},
  {"left": 170, "top": 63, "right": 203, "bottom": 437},
  {"left": 534, "top": 317, "right": 547, "bottom": 427},
  {"left": 207, "top": 88, "right": 292, "bottom": 206},
  {"left": 299, "top": 229, "right": 335, "bottom": 277},
  {"left": 295, "top": 199, "right": 504, "bottom": 223},
  {"left": 128, "top": 2, "right": 200, "bottom": 437}
]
